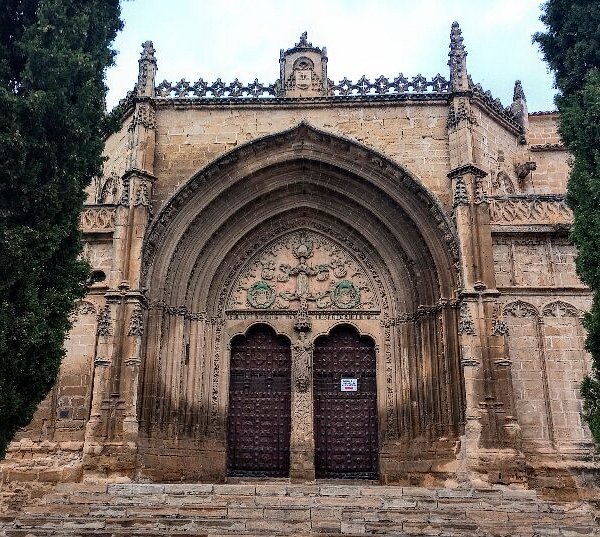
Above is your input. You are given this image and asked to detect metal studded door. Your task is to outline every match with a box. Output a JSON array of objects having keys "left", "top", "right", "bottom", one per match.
[
  {"left": 227, "top": 324, "right": 291, "bottom": 476},
  {"left": 314, "top": 325, "right": 378, "bottom": 478}
]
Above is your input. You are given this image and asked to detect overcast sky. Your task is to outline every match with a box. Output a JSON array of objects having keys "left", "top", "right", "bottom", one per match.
[{"left": 105, "top": 0, "right": 557, "bottom": 112}]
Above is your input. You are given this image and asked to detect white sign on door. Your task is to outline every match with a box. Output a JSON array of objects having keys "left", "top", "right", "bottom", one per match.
[{"left": 340, "top": 378, "right": 358, "bottom": 392}]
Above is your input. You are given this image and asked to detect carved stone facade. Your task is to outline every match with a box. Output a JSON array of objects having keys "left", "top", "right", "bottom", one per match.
[{"left": 2, "top": 27, "right": 597, "bottom": 498}]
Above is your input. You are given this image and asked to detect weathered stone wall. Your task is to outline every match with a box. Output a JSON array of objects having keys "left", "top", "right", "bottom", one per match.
[
  {"left": 86, "top": 119, "right": 131, "bottom": 204},
  {"left": 502, "top": 297, "right": 591, "bottom": 453},
  {"left": 492, "top": 237, "right": 582, "bottom": 289},
  {"left": 151, "top": 103, "right": 452, "bottom": 210}
]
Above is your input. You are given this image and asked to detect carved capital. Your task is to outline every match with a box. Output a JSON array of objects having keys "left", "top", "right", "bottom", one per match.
[
  {"left": 128, "top": 305, "right": 144, "bottom": 337},
  {"left": 458, "top": 301, "right": 477, "bottom": 335},
  {"left": 97, "top": 305, "right": 113, "bottom": 337}
]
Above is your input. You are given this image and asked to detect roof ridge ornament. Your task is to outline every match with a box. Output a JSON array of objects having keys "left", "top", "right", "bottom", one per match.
[
  {"left": 297, "top": 31, "right": 312, "bottom": 48},
  {"left": 448, "top": 21, "right": 469, "bottom": 92}
]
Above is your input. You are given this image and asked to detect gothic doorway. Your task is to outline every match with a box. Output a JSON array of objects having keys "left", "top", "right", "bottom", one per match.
[
  {"left": 227, "top": 324, "right": 292, "bottom": 476},
  {"left": 313, "top": 325, "right": 378, "bottom": 479}
]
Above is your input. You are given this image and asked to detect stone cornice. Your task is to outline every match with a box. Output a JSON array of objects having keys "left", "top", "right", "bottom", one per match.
[
  {"left": 122, "top": 168, "right": 157, "bottom": 183},
  {"left": 529, "top": 110, "right": 558, "bottom": 116},
  {"left": 154, "top": 93, "right": 451, "bottom": 108},
  {"left": 447, "top": 163, "right": 488, "bottom": 179},
  {"left": 530, "top": 143, "right": 566, "bottom": 152}
]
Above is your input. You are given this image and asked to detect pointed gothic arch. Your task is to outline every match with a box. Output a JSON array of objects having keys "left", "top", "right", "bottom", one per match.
[{"left": 137, "top": 122, "right": 464, "bottom": 482}]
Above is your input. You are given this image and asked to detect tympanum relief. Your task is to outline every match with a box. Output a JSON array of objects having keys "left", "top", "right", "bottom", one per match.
[{"left": 228, "top": 231, "right": 378, "bottom": 312}]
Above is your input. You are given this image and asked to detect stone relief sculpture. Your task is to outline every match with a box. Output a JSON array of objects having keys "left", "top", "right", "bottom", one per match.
[
  {"left": 230, "top": 231, "right": 376, "bottom": 311},
  {"left": 293, "top": 332, "right": 312, "bottom": 394}
]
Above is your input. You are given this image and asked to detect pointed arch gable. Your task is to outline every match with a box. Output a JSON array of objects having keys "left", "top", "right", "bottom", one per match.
[{"left": 142, "top": 121, "right": 459, "bottom": 315}]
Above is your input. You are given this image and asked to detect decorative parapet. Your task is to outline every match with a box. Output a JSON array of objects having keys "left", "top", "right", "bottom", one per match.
[
  {"left": 155, "top": 74, "right": 450, "bottom": 99},
  {"left": 80, "top": 205, "right": 116, "bottom": 233},
  {"left": 488, "top": 195, "right": 573, "bottom": 226},
  {"left": 156, "top": 78, "right": 279, "bottom": 99},
  {"left": 151, "top": 72, "right": 522, "bottom": 129},
  {"left": 469, "top": 76, "right": 521, "bottom": 129}
]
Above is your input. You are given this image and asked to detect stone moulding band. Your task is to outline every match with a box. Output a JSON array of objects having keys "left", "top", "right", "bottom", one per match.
[
  {"left": 530, "top": 143, "right": 566, "bottom": 152},
  {"left": 226, "top": 310, "right": 381, "bottom": 320},
  {"left": 146, "top": 301, "right": 457, "bottom": 322}
]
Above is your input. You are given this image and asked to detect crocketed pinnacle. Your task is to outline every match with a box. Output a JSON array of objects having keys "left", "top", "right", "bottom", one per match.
[
  {"left": 448, "top": 22, "right": 468, "bottom": 92},
  {"left": 139, "top": 40, "right": 156, "bottom": 64},
  {"left": 513, "top": 80, "right": 526, "bottom": 101}
]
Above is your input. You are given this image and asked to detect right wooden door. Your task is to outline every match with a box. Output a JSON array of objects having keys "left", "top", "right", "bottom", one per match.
[{"left": 313, "top": 325, "right": 378, "bottom": 479}]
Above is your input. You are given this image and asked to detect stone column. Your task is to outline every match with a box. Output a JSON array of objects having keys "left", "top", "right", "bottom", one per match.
[
  {"left": 85, "top": 303, "right": 116, "bottom": 440},
  {"left": 290, "top": 308, "right": 316, "bottom": 481}
]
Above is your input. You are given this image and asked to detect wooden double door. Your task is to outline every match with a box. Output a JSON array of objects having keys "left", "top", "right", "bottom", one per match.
[{"left": 227, "top": 324, "right": 378, "bottom": 478}]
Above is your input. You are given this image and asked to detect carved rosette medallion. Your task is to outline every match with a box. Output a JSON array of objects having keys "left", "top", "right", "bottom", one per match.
[
  {"left": 246, "top": 281, "right": 276, "bottom": 309},
  {"left": 230, "top": 230, "right": 377, "bottom": 311},
  {"left": 330, "top": 280, "right": 360, "bottom": 309}
]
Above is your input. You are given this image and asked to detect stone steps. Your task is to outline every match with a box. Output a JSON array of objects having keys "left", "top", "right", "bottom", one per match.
[{"left": 1, "top": 482, "right": 598, "bottom": 536}]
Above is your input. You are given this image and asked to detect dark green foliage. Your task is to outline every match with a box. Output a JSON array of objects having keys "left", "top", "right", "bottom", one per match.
[
  {"left": 0, "top": 0, "right": 122, "bottom": 457},
  {"left": 534, "top": 0, "right": 600, "bottom": 96},
  {"left": 535, "top": 1, "right": 600, "bottom": 446}
]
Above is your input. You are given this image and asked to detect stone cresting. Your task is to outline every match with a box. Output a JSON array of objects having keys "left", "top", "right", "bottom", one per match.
[
  {"left": 155, "top": 78, "right": 279, "bottom": 99},
  {"left": 155, "top": 74, "right": 451, "bottom": 99},
  {"left": 158, "top": 22, "right": 528, "bottom": 132}
]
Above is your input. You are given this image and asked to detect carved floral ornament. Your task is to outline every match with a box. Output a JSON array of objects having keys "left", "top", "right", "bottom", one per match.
[
  {"left": 501, "top": 300, "right": 581, "bottom": 319},
  {"left": 229, "top": 231, "right": 377, "bottom": 311},
  {"left": 80, "top": 207, "right": 115, "bottom": 232},
  {"left": 488, "top": 195, "right": 573, "bottom": 226}
]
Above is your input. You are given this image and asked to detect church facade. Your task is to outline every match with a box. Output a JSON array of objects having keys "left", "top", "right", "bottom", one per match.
[{"left": 3, "top": 25, "right": 597, "bottom": 493}]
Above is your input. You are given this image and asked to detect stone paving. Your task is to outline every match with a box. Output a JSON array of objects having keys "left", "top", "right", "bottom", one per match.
[{"left": 0, "top": 482, "right": 598, "bottom": 536}]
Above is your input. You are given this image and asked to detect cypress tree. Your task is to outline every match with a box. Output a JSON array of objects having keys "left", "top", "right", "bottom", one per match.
[
  {"left": 534, "top": 0, "right": 600, "bottom": 446},
  {"left": 0, "top": 0, "right": 122, "bottom": 457}
]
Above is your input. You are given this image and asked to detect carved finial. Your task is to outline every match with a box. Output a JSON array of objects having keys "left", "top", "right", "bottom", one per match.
[
  {"left": 140, "top": 41, "right": 156, "bottom": 62},
  {"left": 450, "top": 22, "right": 464, "bottom": 51},
  {"left": 513, "top": 80, "right": 526, "bottom": 101},
  {"left": 296, "top": 31, "right": 312, "bottom": 48},
  {"left": 448, "top": 21, "right": 468, "bottom": 92},
  {"left": 510, "top": 80, "right": 529, "bottom": 142},
  {"left": 137, "top": 40, "right": 157, "bottom": 97}
]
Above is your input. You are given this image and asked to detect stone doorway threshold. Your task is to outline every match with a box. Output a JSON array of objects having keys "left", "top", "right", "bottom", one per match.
[{"left": 226, "top": 476, "right": 380, "bottom": 485}]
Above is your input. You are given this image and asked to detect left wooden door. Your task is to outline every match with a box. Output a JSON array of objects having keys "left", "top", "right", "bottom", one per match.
[{"left": 227, "top": 324, "right": 291, "bottom": 476}]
